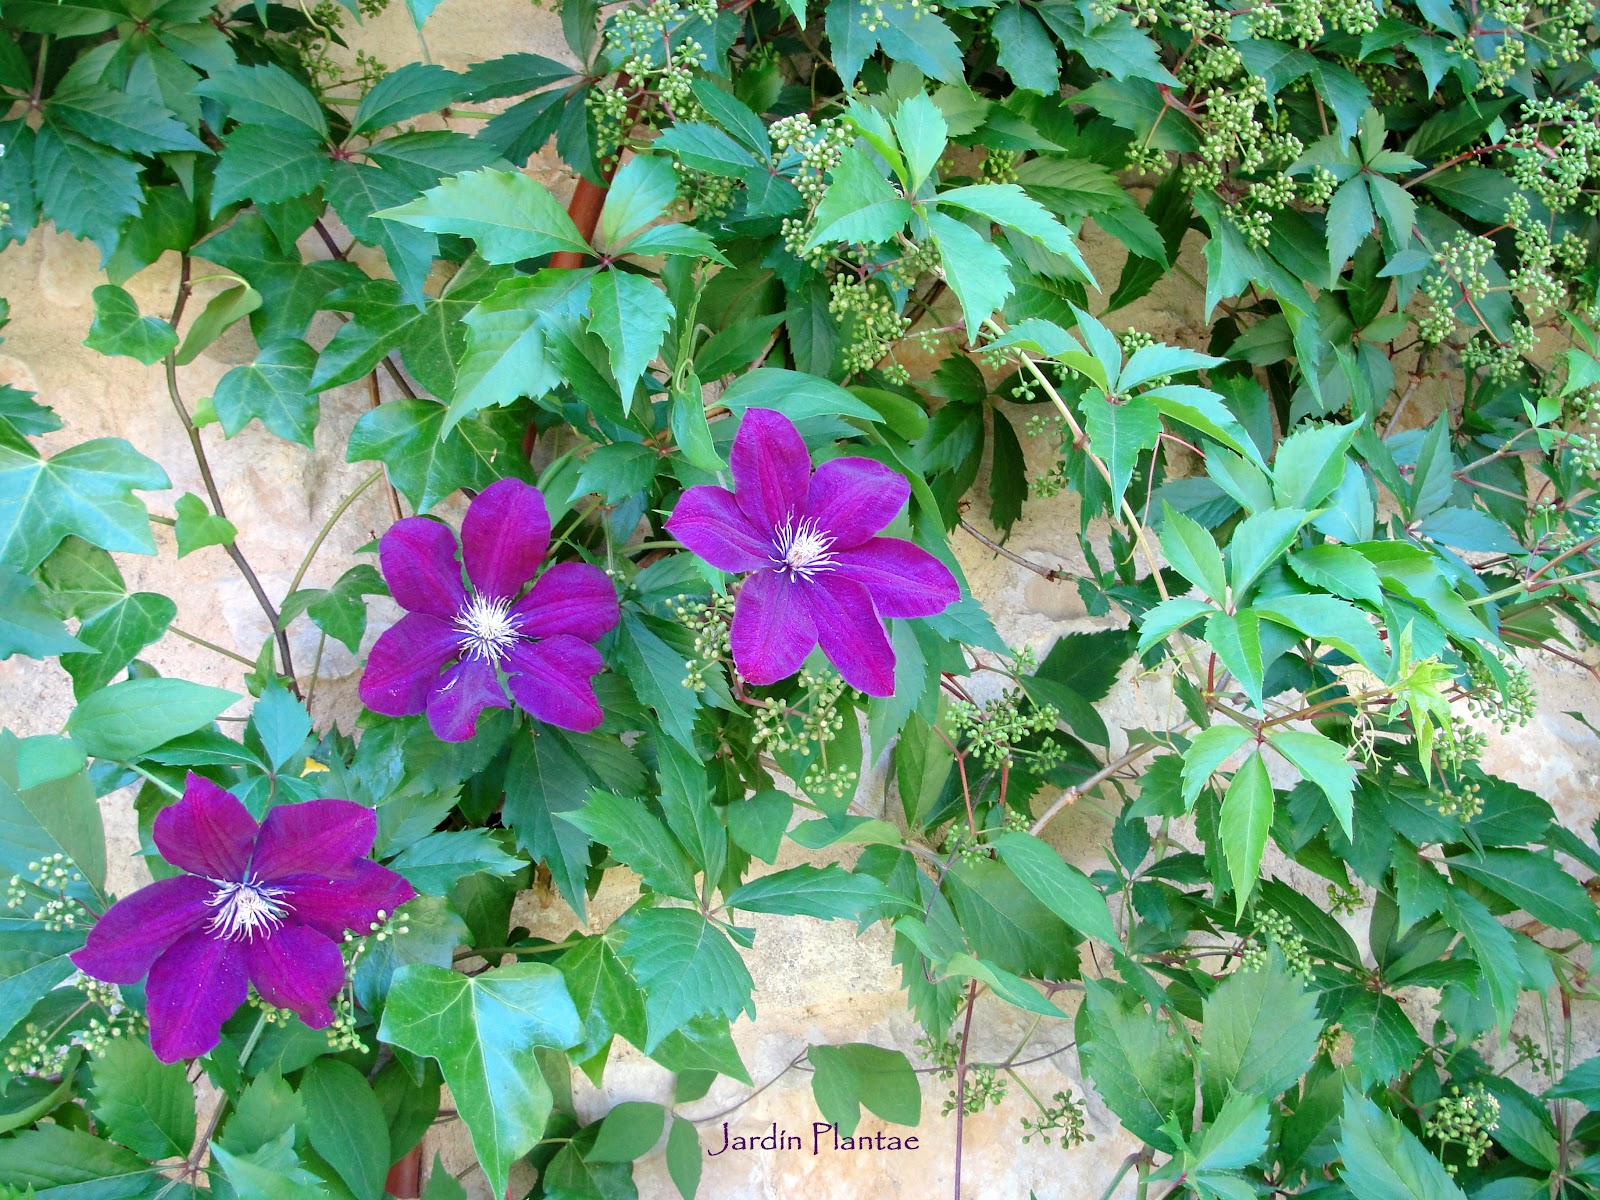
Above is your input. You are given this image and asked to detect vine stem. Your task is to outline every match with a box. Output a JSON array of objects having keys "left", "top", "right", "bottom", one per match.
[
  {"left": 287, "top": 468, "right": 385, "bottom": 597},
  {"left": 165, "top": 256, "right": 298, "bottom": 695},
  {"left": 1029, "top": 726, "right": 1191, "bottom": 837},
  {"left": 951, "top": 980, "right": 979, "bottom": 1200},
  {"left": 168, "top": 625, "right": 259, "bottom": 668},
  {"left": 958, "top": 518, "right": 1067, "bottom": 581}
]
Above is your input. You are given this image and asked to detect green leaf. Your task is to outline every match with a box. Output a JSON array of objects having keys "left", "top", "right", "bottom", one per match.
[
  {"left": 598, "top": 154, "right": 680, "bottom": 250},
  {"left": 586, "top": 1100, "right": 666, "bottom": 1162},
  {"left": 1085, "top": 394, "right": 1160, "bottom": 511},
  {"left": 1041, "top": 8, "right": 1178, "bottom": 84},
  {"left": 725, "top": 864, "right": 894, "bottom": 920},
  {"left": 84, "top": 284, "right": 177, "bottom": 365},
  {"left": 994, "top": 3, "right": 1060, "bottom": 93},
  {"left": 1326, "top": 177, "right": 1375, "bottom": 270},
  {"left": 931, "top": 211, "right": 1014, "bottom": 341},
  {"left": 1342, "top": 990, "right": 1423, "bottom": 1084},
  {"left": 196, "top": 215, "right": 364, "bottom": 344},
  {"left": 0, "top": 1125, "right": 160, "bottom": 1197},
  {"left": 449, "top": 269, "right": 593, "bottom": 431},
  {"left": 0, "top": 730, "right": 106, "bottom": 893},
  {"left": 726, "top": 788, "right": 792, "bottom": 864},
  {"left": 212, "top": 1129, "right": 330, "bottom": 1200},
  {"left": 1226, "top": 507, "right": 1310, "bottom": 600},
  {"left": 1159, "top": 503, "right": 1227, "bottom": 601},
  {"left": 1145, "top": 384, "right": 1265, "bottom": 466},
  {"left": 992, "top": 831, "right": 1118, "bottom": 945},
  {"left": 590, "top": 270, "right": 672, "bottom": 404},
  {"left": 1288, "top": 544, "right": 1383, "bottom": 606},
  {"left": 806, "top": 148, "right": 911, "bottom": 248},
  {"left": 211, "top": 124, "right": 328, "bottom": 212},
  {"left": 379, "top": 167, "right": 589, "bottom": 263},
  {"left": 935, "top": 951, "right": 1069, "bottom": 1018},
  {"left": 352, "top": 895, "right": 467, "bottom": 1019},
  {"left": 46, "top": 80, "right": 205, "bottom": 154},
  {"left": 33, "top": 120, "right": 143, "bottom": 256},
  {"left": 65, "top": 677, "right": 238, "bottom": 760},
  {"left": 1448, "top": 849, "right": 1600, "bottom": 940},
  {"left": 1268, "top": 729, "right": 1354, "bottom": 838},
  {"left": 1337, "top": 1088, "right": 1467, "bottom": 1200},
  {"left": 938, "top": 183, "right": 1090, "bottom": 281},
  {"left": 352, "top": 63, "right": 464, "bottom": 135},
  {"left": 1272, "top": 421, "right": 1357, "bottom": 509},
  {"left": 326, "top": 160, "right": 436, "bottom": 309},
  {"left": 558, "top": 790, "right": 697, "bottom": 902},
  {"left": 890, "top": 93, "right": 948, "bottom": 191},
  {"left": 379, "top": 962, "right": 582, "bottom": 1199},
  {"left": 719, "top": 368, "right": 883, "bottom": 423},
  {"left": 1194, "top": 1091, "right": 1269, "bottom": 1171},
  {"left": 60, "top": 590, "right": 176, "bottom": 698},
  {"left": 299, "top": 1061, "right": 389, "bottom": 1200},
  {"left": 90, "top": 1038, "right": 196, "bottom": 1160},
  {"left": 389, "top": 829, "right": 524, "bottom": 895},
  {"left": 808, "top": 1044, "right": 920, "bottom": 1136},
  {"left": 0, "top": 566, "right": 90, "bottom": 660},
  {"left": 557, "top": 929, "right": 647, "bottom": 1063},
  {"left": 666, "top": 1117, "right": 701, "bottom": 1200},
  {"left": 214, "top": 339, "right": 320, "bottom": 445},
  {"left": 614, "top": 613, "right": 702, "bottom": 750},
  {"left": 195, "top": 63, "right": 328, "bottom": 136},
  {"left": 503, "top": 733, "right": 595, "bottom": 920},
  {"left": 943, "top": 856, "right": 1080, "bottom": 979},
  {"left": 346, "top": 397, "right": 530, "bottom": 513},
  {"left": 621, "top": 907, "right": 754, "bottom": 1051},
  {"left": 655, "top": 123, "right": 760, "bottom": 175},
  {"left": 175, "top": 284, "right": 263, "bottom": 367},
  {"left": 172, "top": 492, "right": 237, "bottom": 558},
  {"left": 1253, "top": 593, "right": 1390, "bottom": 675},
  {"left": 37, "top": 536, "right": 125, "bottom": 619},
  {"left": 1076, "top": 979, "right": 1194, "bottom": 1152},
  {"left": 1220, "top": 751, "right": 1273, "bottom": 915},
  {"left": 1181, "top": 724, "right": 1252, "bottom": 808},
  {"left": 1205, "top": 609, "right": 1264, "bottom": 710},
  {"left": 1199, "top": 953, "right": 1321, "bottom": 1111}
]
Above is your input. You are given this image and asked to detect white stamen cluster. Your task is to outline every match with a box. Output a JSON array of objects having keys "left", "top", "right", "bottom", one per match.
[
  {"left": 205, "top": 876, "right": 292, "bottom": 941},
  {"left": 771, "top": 515, "right": 837, "bottom": 581},
  {"left": 453, "top": 593, "right": 521, "bottom": 666}
]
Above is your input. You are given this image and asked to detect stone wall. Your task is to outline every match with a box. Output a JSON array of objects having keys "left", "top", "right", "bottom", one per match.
[{"left": 6, "top": 2, "right": 1600, "bottom": 1196}]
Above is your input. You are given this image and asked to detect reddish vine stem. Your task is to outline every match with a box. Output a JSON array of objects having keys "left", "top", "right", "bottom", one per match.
[{"left": 951, "top": 981, "right": 979, "bottom": 1200}]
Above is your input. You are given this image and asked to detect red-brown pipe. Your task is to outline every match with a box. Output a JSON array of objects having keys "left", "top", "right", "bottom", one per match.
[{"left": 385, "top": 1147, "right": 423, "bottom": 1198}]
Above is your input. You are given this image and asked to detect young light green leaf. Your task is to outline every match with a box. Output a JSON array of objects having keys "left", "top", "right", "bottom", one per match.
[
  {"left": 589, "top": 270, "right": 671, "bottom": 404},
  {"left": 1268, "top": 729, "right": 1355, "bottom": 838},
  {"left": 1085, "top": 393, "right": 1160, "bottom": 512},
  {"left": 598, "top": 154, "right": 680, "bottom": 250},
  {"left": 1220, "top": 751, "right": 1273, "bottom": 916},
  {"left": 806, "top": 148, "right": 912, "bottom": 248},
  {"left": 1159, "top": 503, "right": 1228, "bottom": 602},
  {"left": 890, "top": 92, "right": 948, "bottom": 191},
  {"left": 172, "top": 492, "right": 237, "bottom": 558},
  {"left": 378, "top": 168, "right": 590, "bottom": 263},
  {"left": 1226, "top": 507, "right": 1310, "bottom": 601},
  {"left": 1181, "top": 723, "right": 1253, "bottom": 809}
]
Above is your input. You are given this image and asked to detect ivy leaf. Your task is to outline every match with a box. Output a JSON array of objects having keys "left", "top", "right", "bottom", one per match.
[
  {"left": 620, "top": 907, "right": 754, "bottom": 1050},
  {"left": 805, "top": 148, "right": 911, "bottom": 249},
  {"left": 213, "top": 339, "right": 320, "bottom": 445},
  {"left": 557, "top": 790, "right": 698, "bottom": 902},
  {"left": 0, "top": 567, "right": 90, "bottom": 660},
  {"left": 83, "top": 284, "right": 177, "bottom": 365},
  {"left": 279, "top": 564, "right": 387, "bottom": 656},
  {"left": 1199, "top": 952, "right": 1321, "bottom": 1111},
  {"left": 171, "top": 492, "right": 237, "bottom": 558},
  {"left": 211, "top": 125, "right": 329, "bottom": 212},
  {"left": 556, "top": 930, "right": 647, "bottom": 1062},
  {"left": 89, "top": 1039, "right": 196, "bottom": 1160},
  {"left": 345, "top": 398, "right": 531, "bottom": 513},
  {"left": 0, "top": 430, "right": 170, "bottom": 571},
  {"left": 808, "top": 1044, "right": 920, "bottom": 1136},
  {"left": 1076, "top": 979, "right": 1194, "bottom": 1152},
  {"left": 352, "top": 63, "right": 465, "bottom": 136},
  {"left": 725, "top": 864, "right": 896, "bottom": 921},
  {"left": 930, "top": 211, "right": 1013, "bottom": 341},
  {"left": 379, "top": 963, "right": 581, "bottom": 1199},
  {"left": 1338, "top": 1088, "right": 1468, "bottom": 1200},
  {"left": 378, "top": 167, "right": 589, "bottom": 263},
  {"left": 589, "top": 270, "right": 672, "bottom": 405},
  {"left": 449, "top": 270, "right": 593, "bottom": 432},
  {"left": 176, "top": 283, "right": 263, "bottom": 366},
  {"left": 60, "top": 590, "right": 175, "bottom": 698},
  {"left": 196, "top": 215, "right": 365, "bottom": 344},
  {"left": 1220, "top": 751, "right": 1273, "bottom": 916}
]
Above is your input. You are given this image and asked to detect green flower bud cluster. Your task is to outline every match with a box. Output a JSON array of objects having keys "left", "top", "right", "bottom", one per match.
[
  {"left": 1425, "top": 1083, "right": 1498, "bottom": 1173},
  {"left": 1021, "top": 1090, "right": 1092, "bottom": 1148},
  {"left": 1508, "top": 86, "right": 1600, "bottom": 216},
  {"left": 673, "top": 162, "right": 739, "bottom": 219},
  {"left": 1511, "top": 1032, "right": 1553, "bottom": 1078},
  {"left": 1450, "top": 31, "right": 1526, "bottom": 94},
  {"left": 858, "top": 0, "right": 942, "bottom": 35},
  {"left": 829, "top": 273, "right": 911, "bottom": 377},
  {"left": 672, "top": 591, "right": 736, "bottom": 691},
  {"left": 1242, "top": 908, "right": 1313, "bottom": 980},
  {"left": 1434, "top": 776, "right": 1483, "bottom": 821},
  {"left": 327, "top": 991, "right": 367, "bottom": 1052},
  {"left": 1326, "top": 878, "right": 1363, "bottom": 917},
  {"left": 1435, "top": 720, "right": 1488, "bottom": 774},
  {"left": 751, "top": 668, "right": 849, "bottom": 755},
  {"left": 982, "top": 148, "right": 1020, "bottom": 184},
  {"left": 771, "top": 114, "right": 851, "bottom": 206},
  {"left": 1465, "top": 655, "right": 1536, "bottom": 733},
  {"left": 802, "top": 761, "right": 859, "bottom": 799},
  {"left": 1460, "top": 323, "right": 1536, "bottom": 381},
  {"left": 3, "top": 973, "right": 144, "bottom": 1076},
  {"left": 6, "top": 853, "right": 85, "bottom": 932},
  {"left": 246, "top": 994, "right": 300, "bottom": 1025},
  {"left": 948, "top": 687, "right": 1062, "bottom": 768},
  {"left": 917, "top": 1033, "right": 1008, "bottom": 1117},
  {"left": 941, "top": 825, "right": 991, "bottom": 866}
]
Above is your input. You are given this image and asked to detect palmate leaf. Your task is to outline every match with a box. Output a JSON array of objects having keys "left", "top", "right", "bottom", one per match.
[
  {"left": 620, "top": 907, "right": 755, "bottom": 1051},
  {"left": 805, "top": 148, "right": 912, "bottom": 249},
  {"left": 213, "top": 339, "right": 320, "bottom": 445},
  {"left": 326, "top": 160, "right": 436, "bottom": 308},
  {"left": 33, "top": 119, "right": 143, "bottom": 257},
  {"left": 378, "top": 166, "right": 589, "bottom": 263},
  {"left": 1076, "top": 979, "right": 1194, "bottom": 1152},
  {"left": 0, "top": 427, "right": 169, "bottom": 571},
  {"left": 60, "top": 590, "right": 175, "bottom": 698},
  {"left": 345, "top": 397, "right": 531, "bottom": 512},
  {"left": 380, "top": 963, "right": 581, "bottom": 1199},
  {"left": 211, "top": 124, "right": 329, "bottom": 212},
  {"left": 196, "top": 214, "right": 365, "bottom": 343}
]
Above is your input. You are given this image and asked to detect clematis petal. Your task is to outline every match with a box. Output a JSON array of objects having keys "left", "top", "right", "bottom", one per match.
[
  {"left": 461, "top": 478, "right": 552, "bottom": 601},
  {"left": 244, "top": 925, "right": 345, "bottom": 1030},
  {"left": 729, "top": 569, "right": 816, "bottom": 686},
  {"left": 70, "top": 875, "right": 213, "bottom": 985},
  {"left": 380, "top": 517, "right": 466, "bottom": 619},
  {"left": 358, "top": 613, "right": 460, "bottom": 717},
  {"left": 146, "top": 931, "right": 247, "bottom": 1063},
  {"left": 252, "top": 800, "right": 377, "bottom": 883},
  {"left": 425, "top": 656, "right": 508, "bottom": 743},
  {"left": 665, "top": 485, "right": 772, "bottom": 573},
  {"left": 832, "top": 538, "right": 961, "bottom": 618},
  {"left": 804, "top": 457, "right": 910, "bottom": 549},
  {"left": 730, "top": 408, "right": 811, "bottom": 534},
  {"left": 806, "top": 575, "right": 896, "bottom": 696},
  {"left": 278, "top": 861, "right": 417, "bottom": 942},
  {"left": 153, "top": 774, "right": 257, "bottom": 881},
  {"left": 512, "top": 562, "right": 620, "bottom": 642},
  {"left": 504, "top": 635, "right": 605, "bottom": 731}
]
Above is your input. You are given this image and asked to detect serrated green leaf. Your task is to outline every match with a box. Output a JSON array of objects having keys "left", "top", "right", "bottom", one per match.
[
  {"left": 1220, "top": 751, "right": 1273, "bottom": 915},
  {"left": 806, "top": 148, "right": 911, "bottom": 248},
  {"left": 726, "top": 864, "right": 895, "bottom": 920},
  {"left": 1076, "top": 979, "right": 1193, "bottom": 1153},
  {"left": 346, "top": 397, "right": 530, "bottom": 513},
  {"left": 379, "top": 166, "right": 589, "bottom": 262},
  {"left": 590, "top": 270, "right": 672, "bottom": 404},
  {"left": 60, "top": 589, "right": 175, "bottom": 698},
  {"left": 1338, "top": 1088, "right": 1467, "bottom": 1200},
  {"left": 1199, "top": 953, "right": 1321, "bottom": 1111},
  {"left": 993, "top": 831, "right": 1118, "bottom": 945},
  {"left": 621, "top": 907, "right": 754, "bottom": 1051},
  {"left": 90, "top": 1039, "right": 196, "bottom": 1160},
  {"left": 558, "top": 790, "right": 697, "bottom": 902}
]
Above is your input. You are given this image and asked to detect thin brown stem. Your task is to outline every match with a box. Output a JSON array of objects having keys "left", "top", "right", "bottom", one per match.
[
  {"left": 952, "top": 981, "right": 979, "bottom": 1200},
  {"left": 958, "top": 519, "right": 1067, "bottom": 581}
]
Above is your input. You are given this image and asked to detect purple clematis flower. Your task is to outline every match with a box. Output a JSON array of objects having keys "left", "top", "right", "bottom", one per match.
[
  {"left": 665, "top": 408, "right": 959, "bottom": 696},
  {"left": 71, "top": 773, "right": 414, "bottom": 1063},
  {"left": 360, "top": 477, "right": 620, "bottom": 741}
]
